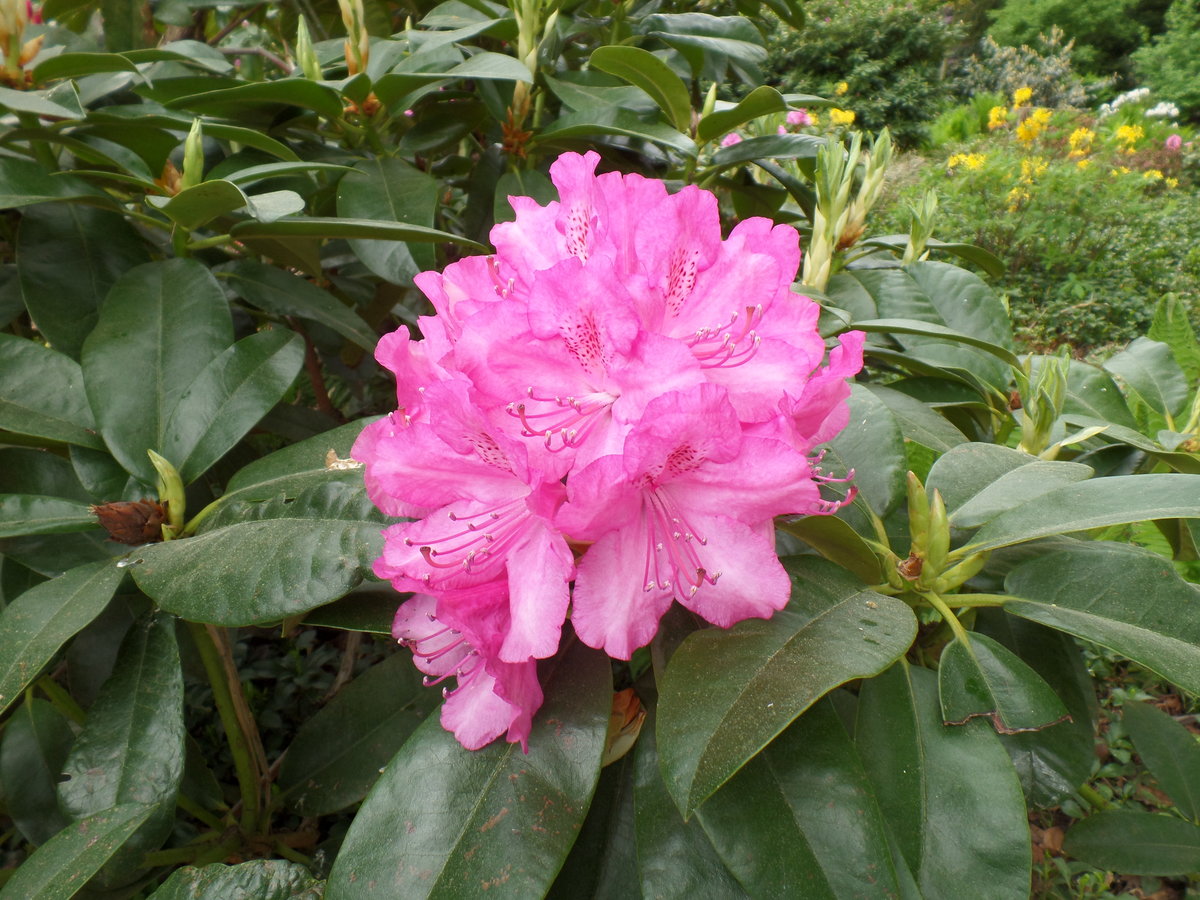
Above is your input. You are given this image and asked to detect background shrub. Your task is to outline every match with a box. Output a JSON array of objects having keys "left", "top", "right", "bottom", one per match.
[
  {"left": 1134, "top": 0, "right": 1200, "bottom": 122},
  {"left": 763, "top": 0, "right": 959, "bottom": 148},
  {"left": 986, "top": 0, "right": 1148, "bottom": 78},
  {"left": 952, "top": 29, "right": 1088, "bottom": 109}
]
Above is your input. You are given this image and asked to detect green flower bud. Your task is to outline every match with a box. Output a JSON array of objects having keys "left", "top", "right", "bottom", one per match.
[
  {"left": 181, "top": 119, "right": 204, "bottom": 191},
  {"left": 147, "top": 450, "right": 185, "bottom": 540}
]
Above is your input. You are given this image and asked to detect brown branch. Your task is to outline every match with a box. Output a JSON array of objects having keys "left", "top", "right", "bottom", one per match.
[{"left": 216, "top": 46, "right": 291, "bottom": 74}]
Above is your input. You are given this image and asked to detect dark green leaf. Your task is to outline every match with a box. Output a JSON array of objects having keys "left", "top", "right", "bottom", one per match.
[
  {"left": 165, "top": 79, "right": 344, "bottom": 120},
  {"left": 1104, "top": 337, "right": 1190, "bottom": 419},
  {"left": 1060, "top": 359, "right": 1138, "bottom": 428},
  {"left": 1064, "top": 811, "right": 1200, "bottom": 876},
  {"left": 852, "top": 318, "right": 1019, "bottom": 367},
  {"left": 863, "top": 384, "right": 968, "bottom": 454},
  {"left": 856, "top": 663, "right": 1031, "bottom": 898},
  {"left": 278, "top": 650, "right": 439, "bottom": 815},
  {"left": 58, "top": 615, "right": 184, "bottom": 883},
  {"left": 1123, "top": 701, "right": 1200, "bottom": 821},
  {"left": 0, "top": 804, "right": 154, "bottom": 900},
  {"left": 535, "top": 108, "right": 698, "bottom": 158},
  {"left": 633, "top": 701, "right": 749, "bottom": 900},
  {"left": 132, "top": 480, "right": 386, "bottom": 624},
  {"left": 0, "top": 494, "right": 97, "bottom": 538},
  {"left": 161, "top": 330, "right": 304, "bottom": 483},
  {"left": 948, "top": 458, "right": 1094, "bottom": 530},
  {"left": 0, "top": 698, "right": 74, "bottom": 845},
  {"left": 336, "top": 158, "right": 440, "bottom": 282},
  {"left": 0, "top": 86, "right": 80, "bottom": 119},
  {"left": 1005, "top": 541, "right": 1200, "bottom": 695},
  {"left": 16, "top": 205, "right": 151, "bottom": 359},
  {"left": 81, "top": 259, "right": 234, "bottom": 484},
  {"left": 697, "top": 86, "right": 788, "bottom": 144},
  {"left": 938, "top": 631, "right": 1069, "bottom": 732},
  {"left": 547, "top": 754, "right": 639, "bottom": 899},
  {"left": 229, "top": 216, "right": 486, "bottom": 251},
  {"left": 0, "top": 158, "right": 106, "bottom": 209},
  {"left": 975, "top": 611, "right": 1098, "bottom": 808},
  {"left": 300, "top": 588, "right": 397, "bottom": 635},
  {"left": 148, "top": 860, "right": 322, "bottom": 899},
  {"left": 121, "top": 40, "right": 233, "bottom": 73},
  {"left": 821, "top": 384, "right": 907, "bottom": 518},
  {"left": 33, "top": 53, "right": 141, "bottom": 84},
  {"left": 588, "top": 46, "right": 692, "bottom": 134},
  {"left": 325, "top": 637, "right": 611, "bottom": 899},
  {"left": 656, "top": 557, "right": 917, "bottom": 817},
  {"left": 859, "top": 235, "right": 1005, "bottom": 278},
  {"left": 641, "top": 14, "right": 767, "bottom": 83},
  {"left": 698, "top": 697, "right": 905, "bottom": 898},
  {"left": 0, "top": 559, "right": 124, "bottom": 719},
  {"left": 146, "top": 179, "right": 248, "bottom": 230},
  {"left": 775, "top": 514, "right": 883, "bottom": 584},
  {"left": 710, "top": 132, "right": 824, "bottom": 167},
  {"left": 220, "top": 261, "right": 377, "bottom": 352},
  {"left": 0, "top": 448, "right": 92, "bottom": 502},
  {"left": 966, "top": 474, "right": 1200, "bottom": 553},
  {"left": 0, "top": 334, "right": 105, "bottom": 450}
]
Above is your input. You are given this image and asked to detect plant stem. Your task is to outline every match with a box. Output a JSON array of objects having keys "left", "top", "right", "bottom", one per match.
[
  {"left": 921, "top": 591, "right": 972, "bottom": 645},
  {"left": 273, "top": 840, "right": 315, "bottom": 867},
  {"left": 927, "top": 592, "right": 1009, "bottom": 608},
  {"left": 36, "top": 675, "right": 86, "bottom": 724},
  {"left": 176, "top": 793, "right": 228, "bottom": 832},
  {"left": 186, "top": 622, "right": 269, "bottom": 835},
  {"left": 1077, "top": 783, "right": 1111, "bottom": 811}
]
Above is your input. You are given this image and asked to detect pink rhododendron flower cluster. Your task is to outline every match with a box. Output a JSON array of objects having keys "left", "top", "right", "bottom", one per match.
[{"left": 353, "top": 151, "right": 865, "bottom": 751}]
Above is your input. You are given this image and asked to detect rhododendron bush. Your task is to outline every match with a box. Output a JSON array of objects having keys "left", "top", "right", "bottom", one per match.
[{"left": 1, "top": 0, "right": 1200, "bottom": 896}]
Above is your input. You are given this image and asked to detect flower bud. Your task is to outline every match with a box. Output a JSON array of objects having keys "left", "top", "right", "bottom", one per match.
[
  {"left": 905, "top": 471, "right": 930, "bottom": 558},
  {"left": 932, "top": 551, "right": 990, "bottom": 594},
  {"left": 295, "top": 17, "right": 322, "bottom": 81},
  {"left": 148, "top": 449, "right": 185, "bottom": 539},
  {"left": 181, "top": 118, "right": 204, "bottom": 191}
]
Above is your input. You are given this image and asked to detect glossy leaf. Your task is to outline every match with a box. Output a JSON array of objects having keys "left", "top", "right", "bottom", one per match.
[
  {"left": 0, "top": 698, "right": 74, "bottom": 845},
  {"left": 148, "top": 861, "right": 323, "bottom": 900},
  {"left": 0, "top": 334, "right": 105, "bottom": 450},
  {"left": 0, "top": 85, "right": 80, "bottom": 119},
  {"left": 161, "top": 329, "right": 304, "bottom": 483},
  {"left": 859, "top": 234, "right": 1005, "bottom": 278},
  {"left": 863, "top": 384, "right": 968, "bottom": 454},
  {"left": 58, "top": 615, "right": 185, "bottom": 882},
  {"left": 1122, "top": 701, "right": 1200, "bottom": 821},
  {"left": 0, "top": 804, "right": 153, "bottom": 900},
  {"left": 132, "top": 480, "right": 386, "bottom": 624},
  {"left": 16, "top": 204, "right": 150, "bottom": 359},
  {"left": 775, "top": 514, "right": 883, "bottom": 584},
  {"left": 547, "top": 754, "right": 640, "bottom": 899},
  {"left": 633, "top": 702, "right": 749, "bottom": 900},
  {"left": 710, "top": 132, "right": 824, "bottom": 167},
  {"left": 1064, "top": 811, "right": 1200, "bottom": 876},
  {"left": 965, "top": 474, "right": 1200, "bottom": 553},
  {"left": 229, "top": 216, "right": 487, "bottom": 251},
  {"left": 948, "top": 458, "right": 1094, "bottom": 529},
  {"left": 1059, "top": 359, "right": 1138, "bottom": 428},
  {"left": 0, "top": 157, "right": 106, "bottom": 208},
  {"left": 147, "top": 179, "right": 248, "bottom": 230},
  {"left": 975, "top": 611, "right": 1097, "bottom": 807},
  {"left": 1103, "top": 337, "right": 1190, "bottom": 419},
  {"left": 938, "top": 631, "right": 1069, "bottom": 732},
  {"left": 0, "top": 559, "right": 124, "bottom": 718},
  {"left": 657, "top": 557, "right": 917, "bottom": 817},
  {"left": 697, "top": 85, "right": 788, "bottom": 144},
  {"left": 205, "top": 418, "right": 373, "bottom": 527},
  {"left": 698, "top": 698, "right": 903, "bottom": 898},
  {"left": 1005, "top": 541, "right": 1200, "bottom": 694},
  {"left": 277, "top": 651, "right": 441, "bottom": 816},
  {"left": 588, "top": 46, "right": 693, "bottom": 133},
  {"left": 300, "top": 589, "right": 396, "bottom": 635},
  {"left": 856, "top": 663, "right": 1031, "bottom": 899},
  {"left": 0, "top": 494, "right": 97, "bottom": 538},
  {"left": 851, "top": 317, "right": 1020, "bottom": 367},
  {"left": 821, "top": 384, "right": 907, "bottom": 518},
  {"left": 642, "top": 13, "right": 767, "bottom": 83},
  {"left": 219, "top": 261, "right": 376, "bottom": 352},
  {"left": 325, "top": 638, "right": 611, "bottom": 899},
  {"left": 81, "top": 259, "right": 234, "bottom": 484},
  {"left": 535, "top": 107, "right": 698, "bottom": 158},
  {"left": 33, "top": 52, "right": 140, "bottom": 83},
  {"left": 336, "top": 158, "right": 440, "bottom": 282},
  {"left": 165, "top": 79, "right": 343, "bottom": 120},
  {"left": 0, "top": 448, "right": 92, "bottom": 502}
]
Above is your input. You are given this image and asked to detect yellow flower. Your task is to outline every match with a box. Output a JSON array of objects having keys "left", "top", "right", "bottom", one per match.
[
  {"left": 1166, "top": 177, "right": 1179, "bottom": 189},
  {"left": 1016, "top": 120, "right": 1038, "bottom": 143},
  {"left": 1076, "top": 158, "right": 1091, "bottom": 170},
  {"left": 1115, "top": 124, "right": 1144, "bottom": 150},
  {"left": 1012, "top": 86, "right": 1033, "bottom": 107},
  {"left": 829, "top": 108, "right": 856, "bottom": 126},
  {"left": 1030, "top": 108, "right": 1052, "bottom": 127},
  {"left": 964, "top": 153, "right": 986, "bottom": 170},
  {"left": 808, "top": 111, "right": 820, "bottom": 127},
  {"left": 1067, "top": 127, "right": 1094, "bottom": 158},
  {"left": 1006, "top": 186, "right": 1030, "bottom": 212},
  {"left": 987, "top": 106, "right": 1008, "bottom": 130},
  {"left": 1143, "top": 169, "right": 1164, "bottom": 181},
  {"left": 835, "top": 81, "right": 849, "bottom": 96},
  {"left": 1019, "top": 157, "right": 1048, "bottom": 182},
  {"left": 947, "top": 153, "right": 965, "bottom": 169},
  {"left": 1110, "top": 166, "right": 1131, "bottom": 176}
]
